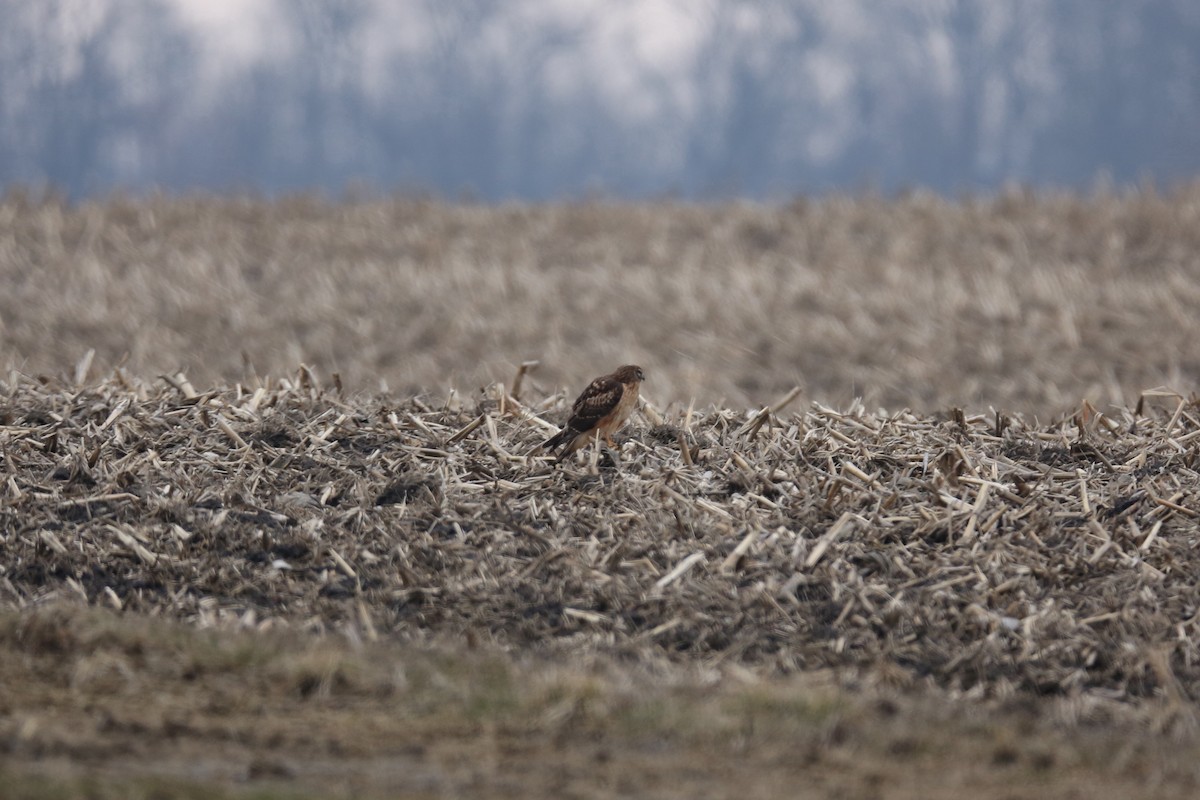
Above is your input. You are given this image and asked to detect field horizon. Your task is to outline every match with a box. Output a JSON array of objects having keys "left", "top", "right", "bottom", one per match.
[{"left": 3, "top": 185, "right": 1199, "bottom": 415}]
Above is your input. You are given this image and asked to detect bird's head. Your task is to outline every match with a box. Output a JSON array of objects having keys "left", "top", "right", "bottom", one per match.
[{"left": 614, "top": 365, "right": 645, "bottom": 384}]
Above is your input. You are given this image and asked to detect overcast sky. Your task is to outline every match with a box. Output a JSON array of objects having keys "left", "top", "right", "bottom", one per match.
[{"left": 5, "top": 1, "right": 1199, "bottom": 198}]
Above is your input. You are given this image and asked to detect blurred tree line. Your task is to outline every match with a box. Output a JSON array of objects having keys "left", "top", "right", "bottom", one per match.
[{"left": 1, "top": 0, "right": 1198, "bottom": 199}]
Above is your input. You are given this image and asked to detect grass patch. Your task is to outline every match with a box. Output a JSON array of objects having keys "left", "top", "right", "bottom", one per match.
[
  {"left": 3, "top": 606, "right": 1200, "bottom": 799},
  {"left": 0, "top": 769, "right": 325, "bottom": 800}
]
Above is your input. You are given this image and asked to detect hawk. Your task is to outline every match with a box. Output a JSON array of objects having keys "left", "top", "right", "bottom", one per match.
[{"left": 542, "top": 365, "right": 645, "bottom": 460}]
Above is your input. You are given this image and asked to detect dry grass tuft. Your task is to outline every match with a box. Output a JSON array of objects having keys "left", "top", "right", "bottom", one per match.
[{"left": 3, "top": 369, "right": 1198, "bottom": 710}]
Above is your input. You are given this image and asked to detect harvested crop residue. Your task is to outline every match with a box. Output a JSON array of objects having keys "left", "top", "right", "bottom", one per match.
[{"left": 3, "top": 374, "right": 1199, "bottom": 695}]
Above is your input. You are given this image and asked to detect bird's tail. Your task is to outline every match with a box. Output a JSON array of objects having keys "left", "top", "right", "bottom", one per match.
[{"left": 542, "top": 428, "right": 571, "bottom": 453}]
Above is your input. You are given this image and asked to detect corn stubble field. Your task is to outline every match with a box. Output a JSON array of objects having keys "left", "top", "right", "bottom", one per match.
[{"left": 2, "top": 187, "right": 1200, "bottom": 798}]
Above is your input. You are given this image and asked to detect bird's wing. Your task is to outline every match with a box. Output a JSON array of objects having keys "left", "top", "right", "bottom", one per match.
[{"left": 566, "top": 375, "right": 624, "bottom": 433}]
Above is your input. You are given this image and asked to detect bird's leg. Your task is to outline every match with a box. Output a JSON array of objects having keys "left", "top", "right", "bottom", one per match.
[
  {"left": 590, "top": 432, "right": 614, "bottom": 466},
  {"left": 600, "top": 444, "right": 620, "bottom": 467},
  {"left": 599, "top": 438, "right": 621, "bottom": 467}
]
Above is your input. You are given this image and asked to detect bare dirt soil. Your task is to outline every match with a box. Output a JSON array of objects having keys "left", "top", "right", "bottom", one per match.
[{"left": 1, "top": 189, "right": 1200, "bottom": 797}]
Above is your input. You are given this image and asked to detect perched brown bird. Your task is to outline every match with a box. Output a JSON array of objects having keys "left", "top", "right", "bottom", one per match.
[{"left": 543, "top": 365, "right": 645, "bottom": 460}]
